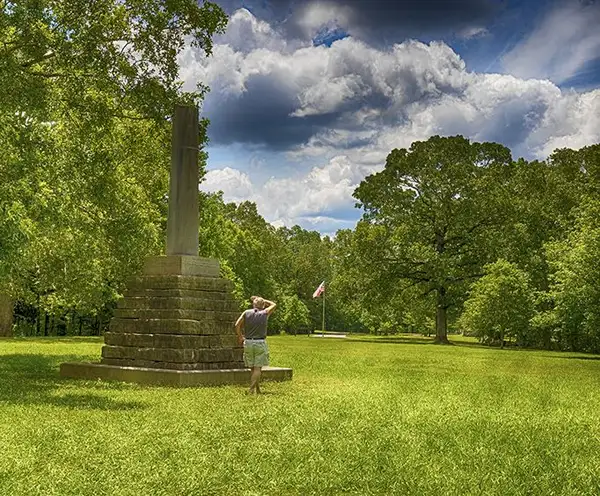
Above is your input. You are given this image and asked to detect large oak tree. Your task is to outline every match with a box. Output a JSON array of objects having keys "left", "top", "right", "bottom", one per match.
[{"left": 353, "top": 135, "right": 514, "bottom": 343}]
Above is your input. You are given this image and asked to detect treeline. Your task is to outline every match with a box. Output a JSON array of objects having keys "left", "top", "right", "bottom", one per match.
[
  {"left": 2, "top": 0, "right": 599, "bottom": 352},
  {"left": 5, "top": 136, "right": 600, "bottom": 356},
  {"left": 339, "top": 138, "right": 600, "bottom": 353},
  {"left": 197, "top": 137, "right": 600, "bottom": 354},
  {"left": 0, "top": 0, "right": 227, "bottom": 336}
]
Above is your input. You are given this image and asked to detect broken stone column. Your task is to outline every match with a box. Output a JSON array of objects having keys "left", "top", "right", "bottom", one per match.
[
  {"left": 60, "top": 105, "right": 292, "bottom": 386},
  {"left": 97, "top": 106, "right": 244, "bottom": 372}
]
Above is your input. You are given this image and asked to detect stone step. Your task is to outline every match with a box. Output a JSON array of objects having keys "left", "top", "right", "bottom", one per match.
[
  {"left": 101, "top": 345, "right": 244, "bottom": 364},
  {"left": 104, "top": 332, "right": 238, "bottom": 349},
  {"left": 100, "top": 358, "right": 245, "bottom": 371},
  {"left": 123, "top": 288, "right": 239, "bottom": 301},
  {"left": 127, "top": 275, "right": 233, "bottom": 292},
  {"left": 113, "top": 308, "right": 240, "bottom": 322},
  {"left": 143, "top": 256, "right": 219, "bottom": 277},
  {"left": 109, "top": 318, "right": 234, "bottom": 336},
  {"left": 117, "top": 296, "right": 240, "bottom": 312}
]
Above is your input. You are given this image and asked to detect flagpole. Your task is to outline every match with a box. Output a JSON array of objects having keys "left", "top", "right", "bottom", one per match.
[{"left": 322, "top": 281, "right": 325, "bottom": 337}]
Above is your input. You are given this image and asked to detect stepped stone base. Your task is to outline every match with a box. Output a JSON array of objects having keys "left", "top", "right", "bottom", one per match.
[
  {"left": 60, "top": 362, "right": 293, "bottom": 387},
  {"left": 60, "top": 255, "right": 293, "bottom": 387}
]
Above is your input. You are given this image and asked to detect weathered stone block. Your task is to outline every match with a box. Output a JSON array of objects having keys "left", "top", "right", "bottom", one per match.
[
  {"left": 101, "top": 345, "right": 241, "bottom": 364},
  {"left": 99, "top": 358, "right": 245, "bottom": 371},
  {"left": 117, "top": 296, "right": 240, "bottom": 312},
  {"left": 109, "top": 318, "right": 234, "bottom": 336},
  {"left": 104, "top": 332, "right": 237, "bottom": 349},
  {"left": 61, "top": 362, "right": 293, "bottom": 386},
  {"left": 143, "top": 256, "right": 220, "bottom": 277},
  {"left": 113, "top": 308, "right": 239, "bottom": 322},
  {"left": 123, "top": 288, "right": 239, "bottom": 300},
  {"left": 127, "top": 275, "right": 233, "bottom": 292}
]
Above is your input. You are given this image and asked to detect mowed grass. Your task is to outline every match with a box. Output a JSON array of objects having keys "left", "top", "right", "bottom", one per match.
[{"left": 1, "top": 335, "right": 599, "bottom": 496}]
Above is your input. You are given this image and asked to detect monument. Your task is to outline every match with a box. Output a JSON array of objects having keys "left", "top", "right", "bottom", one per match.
[{"left": 60, "top": 105, "right": 292, "bottom": 386}]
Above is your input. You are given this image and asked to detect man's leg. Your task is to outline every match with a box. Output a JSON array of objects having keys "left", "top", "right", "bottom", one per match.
[{"left": 249, "top": 366, "right": 262, "bottom": 394}]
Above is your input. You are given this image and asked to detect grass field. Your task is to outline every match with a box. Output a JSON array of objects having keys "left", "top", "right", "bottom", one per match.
[{"left": 1, "top": 334, "right": 599, "bottom": 496}]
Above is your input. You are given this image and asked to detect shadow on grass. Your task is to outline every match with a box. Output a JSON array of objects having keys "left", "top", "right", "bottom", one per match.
[
  {"left": 545, "top": 354, "right": 600, "bottom": 361},
  {"left": 3, "top": 336, "right": 103, "bottom": 344},
  {"left": 0, "top": 354, "right": 146, "bottom": 411},
  {"left": 346, "top": 336, "right": 488, "bottom": 348},
  {"left": 348, "top": 337, "right": 437, "bottom": 346}
]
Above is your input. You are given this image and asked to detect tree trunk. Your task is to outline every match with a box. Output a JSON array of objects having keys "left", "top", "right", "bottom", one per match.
[
  {"left": 36, "top": 295, "right": 41, "bottom": 336},
  {"left": 434, "top": 287, "right": 450, "bottom": 344},
  {"left": 0, "top": 293, "right": 13, "bottom": 337},
  {"left": 44, "top": 312, "right": 49, "bottom": 336},
  {"left": 69, "top": 309, "right": 75, "bottom": 335},
  {"left": 433, "top": 231, "right": 450, "bottom": 344}
]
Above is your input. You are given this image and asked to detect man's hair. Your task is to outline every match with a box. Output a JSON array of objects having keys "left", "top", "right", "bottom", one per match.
[{"left": 251, "top": 296, "right": 265, "bottom": 309}]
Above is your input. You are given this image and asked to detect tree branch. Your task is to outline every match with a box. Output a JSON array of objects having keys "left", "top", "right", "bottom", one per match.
[
  {"left": 21, "top": 51, "right": 56, "bottom": 68},
  {"left": 445, "top": 218, "right": 491, "bottom": 246}
]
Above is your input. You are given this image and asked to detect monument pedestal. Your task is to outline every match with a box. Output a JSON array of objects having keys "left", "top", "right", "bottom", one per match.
[
  {"left": 60, "top": 256, "right": 293, "bottom": 387},
  {"left": 61, "top": 106, "right": 292, "bottom": 387}
]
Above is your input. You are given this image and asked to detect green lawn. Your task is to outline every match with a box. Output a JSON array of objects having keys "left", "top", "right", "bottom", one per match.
[{"left": 1, "top": 335, "right": 599, "bottom": 496}]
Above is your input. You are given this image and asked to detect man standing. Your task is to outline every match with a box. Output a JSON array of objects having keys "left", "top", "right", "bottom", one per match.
[{"left": 235, "top": 296, "right": 277, "bottom": 394}]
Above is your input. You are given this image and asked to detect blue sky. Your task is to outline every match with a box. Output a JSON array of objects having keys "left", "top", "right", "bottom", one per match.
[{"left": 179, "top": 0, "right": 600, "bottom": 235}]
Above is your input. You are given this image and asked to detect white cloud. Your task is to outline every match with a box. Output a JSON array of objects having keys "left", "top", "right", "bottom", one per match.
[
  {"left": 457, "top": 26, "right": 489, "bottom": 40},
  {"left": 201, "top": 156, "right": 364, "bottom": 229},
  {"left": 295, "top": 1, "right": 354, "bottom": 40},
  {"left": 200, "top": 167, "right": 253, "bottom": 203},
  {"left": 524, "top": 89, "right": 600, "bottom": 158},
  {"left": 185, "top": 8, "right": 600, "bottom": 232},
  {"left": 502, "top": 2, "right": 600, "bottom": 84},
  {"left": 214, "top": 8, "right": 305, "bottom": 54}
]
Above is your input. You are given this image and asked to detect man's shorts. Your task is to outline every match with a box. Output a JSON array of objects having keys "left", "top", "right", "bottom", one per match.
[{"left": 243, "top": 339, "right": 270, "bottom": 367}]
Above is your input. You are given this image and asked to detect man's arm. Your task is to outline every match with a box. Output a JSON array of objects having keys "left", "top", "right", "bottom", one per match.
[
  {"left": 235, "top": 312, "right": 245, "bottom": 345},
  {"left": 263, "top": 299, "right": 277, "bottom": 316}
]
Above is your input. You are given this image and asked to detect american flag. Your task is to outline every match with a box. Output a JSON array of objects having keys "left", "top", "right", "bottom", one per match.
[{"left": 312, "top": 281, "right": 325, "bottom": 298}]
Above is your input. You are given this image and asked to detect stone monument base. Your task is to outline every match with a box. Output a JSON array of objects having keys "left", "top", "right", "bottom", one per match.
[
  {"left": 60, "top": 362, "right": 292, "bottom": 387},
  {"left": 60, "top": 254, "right": 293, "bottom": 388}
]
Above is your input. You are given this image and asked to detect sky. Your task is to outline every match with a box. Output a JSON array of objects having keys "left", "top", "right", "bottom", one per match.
[{"left": 179, "top": 0, "right": 600, "bottom": 236}]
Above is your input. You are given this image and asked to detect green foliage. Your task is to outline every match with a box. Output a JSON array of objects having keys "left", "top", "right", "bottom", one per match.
[
  {"left": 197, "top": 191, "right": 341, "bottom": 332},
  {"left": 351, "top": 135, "right": 515, "bottom": 341},
  {"left": 1, "top": 337, "right": 599, "bottom": 495},
  {"left": 277, "top": 293, "right": 311, "bottom": 334},
  {"left": 546, "top": 199, "right": 600, "bottom": 353},
  {"left": 1, "top": 0, "right": 227, "bottom": 122},
  {"left": 1, "top": 0, "right": 227, "bottom": 332},
  {"left": 458, "top": 260, "right": 535, "bottom": 346}
]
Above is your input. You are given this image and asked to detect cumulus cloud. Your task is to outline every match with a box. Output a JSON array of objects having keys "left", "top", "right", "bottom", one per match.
[
  {"left": 200, "top": 167, "right": 254, "bottom": 204},
  {"left": 211, "top": 8, "right": 305, "bottom": 54},
  {"left": 187, "top": 7, "right": 600, "bottom": 232},
  {"left": 202, "top": 152, "right": 397, "bottom": 231},
  {"left": 200, "top": 156, "right": 366, "bottom": 230},
  {"left": 502, "top": 1, "right": 600, "bottom": 84}
]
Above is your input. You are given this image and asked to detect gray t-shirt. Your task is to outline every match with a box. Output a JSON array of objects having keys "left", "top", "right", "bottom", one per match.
[{"left": 244, "top": 309, "right": 268, "bottom": 339}]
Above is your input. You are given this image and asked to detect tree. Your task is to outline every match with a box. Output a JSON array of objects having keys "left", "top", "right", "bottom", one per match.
[
  {"left": 546, "top": 199, "right": 600, "bottom": 353},
  {"left": 278, "top": 294, "right": 311, "bottom": 334},
  {"left": 1, "top": 0, "right": 226, "bottom": 122},
  {"left": 458, "top": 260, "right": 535, "bottom": 347},
  {"left": 353, "top": 135, "right": 514, "bottom": 343},
  {"left": 276, "top": 226, "right": 332, "bottom": 327},
  {"left": 0, "top": 0, "right": 228, "bottom": 334}
]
